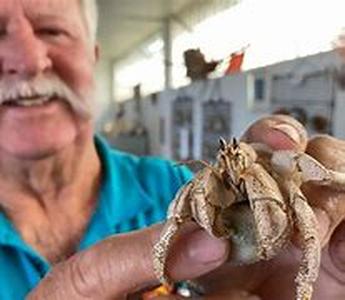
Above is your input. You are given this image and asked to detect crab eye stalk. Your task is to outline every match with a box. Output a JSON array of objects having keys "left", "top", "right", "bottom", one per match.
[
  {"left": 232, "top": 137, "right": 239, "bottom": 149},
  {"left": 219, "top": 137, "right": 227, "bottom": 151}
]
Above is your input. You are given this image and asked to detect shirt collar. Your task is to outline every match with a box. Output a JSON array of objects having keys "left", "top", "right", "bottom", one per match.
[
  {"left": 0, "top": 135, "right": 154, "bottom": 252},
  {"left": 78, "top": 135, "right": 153, "bottom": 249},
  {"left": 0, "top": 135, "right": 153, "bottom": 259},
  {"left": 0, "top": 209, "right": 44, "bottom": 263},
  {"left": 94, "top": 135, "right": 153, "bottom": 224}
]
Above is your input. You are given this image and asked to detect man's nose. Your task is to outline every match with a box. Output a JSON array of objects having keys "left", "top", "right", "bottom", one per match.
[{"left": 2, "top": 28, "right": 52, "bottom": 78}]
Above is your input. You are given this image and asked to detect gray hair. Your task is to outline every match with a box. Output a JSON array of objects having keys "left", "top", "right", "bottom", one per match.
[{"left": 80, "top": 0, "right": 99, "bottom": 44}]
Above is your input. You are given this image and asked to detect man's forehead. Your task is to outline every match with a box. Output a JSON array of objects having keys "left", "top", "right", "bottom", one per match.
[{"left": 0, "top": 0, "right": 82, "bottom": 19}]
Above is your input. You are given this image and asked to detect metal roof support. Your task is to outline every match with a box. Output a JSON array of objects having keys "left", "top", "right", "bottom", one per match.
[{"left": 163, "top": 17, "right": 172, "bottom": 89}]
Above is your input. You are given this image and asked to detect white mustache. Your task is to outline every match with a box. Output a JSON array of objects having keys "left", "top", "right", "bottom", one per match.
[{"left": 0, "top": 74, "right": 92, "bottom": 119}]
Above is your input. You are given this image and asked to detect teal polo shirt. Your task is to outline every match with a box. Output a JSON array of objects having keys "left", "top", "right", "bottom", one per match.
[{"left": 0, "top": 136, "right": 193, "bottom": 299}]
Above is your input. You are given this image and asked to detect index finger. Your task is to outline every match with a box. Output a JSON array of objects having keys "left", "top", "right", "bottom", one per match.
[
  {"left": 302, "top": 136, "right": 345, "bottom": 244},
  {"left": 28, "top": 224, "right": 228, "bottom": 299}
]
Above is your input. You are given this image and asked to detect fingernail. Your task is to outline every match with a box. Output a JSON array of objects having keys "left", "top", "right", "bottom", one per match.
[
  {"left": 187, "top": 230, "right": 228, "bottom": 264},
  {"left": 272, "top": 123, "right": 301, "bottom": 144}
]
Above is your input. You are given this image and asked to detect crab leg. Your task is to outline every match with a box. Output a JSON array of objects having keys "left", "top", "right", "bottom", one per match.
[
  {"left": 242, "top": 163, "right": 289, "bottom": 261},
  {"left": 272, "top": 151, "right": 345, "bottom": 190},
  {"left": 322, "top": 169, "right": 345, "bottom": 190},
  {"left": 153, "top": 183, "right": 193, "bottom": 286},
  {"left": 288, "top": 184, "right": 321, "bottom": 300}
]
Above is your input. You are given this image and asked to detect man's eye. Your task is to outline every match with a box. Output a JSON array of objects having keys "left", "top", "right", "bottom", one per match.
[{"left": 36, "top": 28, "right": 65, "bottom": 37}]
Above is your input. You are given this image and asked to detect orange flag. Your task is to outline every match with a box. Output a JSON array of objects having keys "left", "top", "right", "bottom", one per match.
[{"left": 225, "top": 51, "right": 245, "bottom": 75}]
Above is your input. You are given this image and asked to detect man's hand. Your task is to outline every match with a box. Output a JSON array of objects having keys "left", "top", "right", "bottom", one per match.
[
  {"left": 27, "top": 223, "right": 229, "bottom": 299},
  {"left": 28, "top": 115, "right": 345, "bottom": 300},
  {"left": 192, "top": 115, "right": 345, "bottom": 299}
]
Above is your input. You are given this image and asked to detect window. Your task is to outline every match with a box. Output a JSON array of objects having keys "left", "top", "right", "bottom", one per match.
[{"left": 247, "top": 69, "right": 271, "bottom": 110}]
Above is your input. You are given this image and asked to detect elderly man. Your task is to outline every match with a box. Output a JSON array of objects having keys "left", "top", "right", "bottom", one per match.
[
  {"left": 0, "top": 0, "right": 185, "bottom": 297},
  {"left": 1, "top": 0, "right": 345, "bottom": 299}
]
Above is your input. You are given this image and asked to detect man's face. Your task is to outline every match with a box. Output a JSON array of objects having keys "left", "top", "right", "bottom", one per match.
[{"left": 0, "top": 0, "right": 97, "bottom": 160}]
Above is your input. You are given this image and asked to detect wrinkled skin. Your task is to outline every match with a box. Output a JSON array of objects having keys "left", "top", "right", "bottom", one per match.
[{"left": 153, "top": 115, "right": 345, "bottom": 300}]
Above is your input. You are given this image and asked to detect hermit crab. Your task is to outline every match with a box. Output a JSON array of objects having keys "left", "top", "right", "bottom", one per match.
[{"left": 153, "top": 138, "right": 345, "bottom": 300}]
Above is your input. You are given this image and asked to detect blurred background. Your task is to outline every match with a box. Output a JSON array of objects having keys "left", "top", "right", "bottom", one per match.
[{"left": 94, "top": 0, "right": 345, "bottom": 161}]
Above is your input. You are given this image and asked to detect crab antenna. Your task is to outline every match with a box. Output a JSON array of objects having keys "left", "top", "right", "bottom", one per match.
[{"left": 219, "top": 137, "right": 227, "bottom": 151}]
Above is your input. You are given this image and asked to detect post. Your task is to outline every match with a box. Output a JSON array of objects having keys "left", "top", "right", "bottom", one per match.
[{"left": 163, "top": 17, "right": 172, "bottom": 89}]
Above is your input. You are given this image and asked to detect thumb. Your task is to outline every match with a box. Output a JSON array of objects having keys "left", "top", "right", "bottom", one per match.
[
  {"left": 28, "top": 224, "right": 228, "bottom": 299},
  {"left": 241, "top": 114, "right": 308, "bottom": 151}
]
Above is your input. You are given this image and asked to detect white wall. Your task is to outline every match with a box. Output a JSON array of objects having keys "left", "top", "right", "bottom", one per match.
[
  {"left": 156, "top": 75, "right": 264, "bottom": 159},
  {"left": 111, "top": 50, "right": 345, "bottom": 158},
  {"left": 334, "top": 90, "right": 345, "bottom": 139},
  {"left": 263, "top": 50, "right": 343, "bottom": 137}
]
